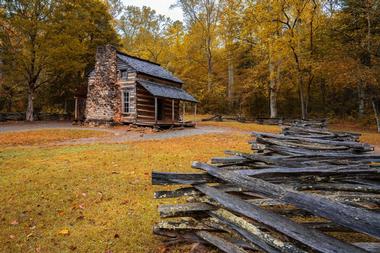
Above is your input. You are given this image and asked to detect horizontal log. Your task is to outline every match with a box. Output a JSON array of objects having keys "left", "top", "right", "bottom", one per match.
[
  {"left": 159, "top": 203, "right": 215, "bottom": 218},
  {"left": 152, "top": 172, "right": 217, "bottom": 185},
  {"left": 195, "top": 231, "right": 249, "bottom": 253},
  {"left": 194, "top": 184, "right": 366, "bottom": 253},
  {"left": 155, "top": 220, "right": 219, "bottom": 231},
  {"left": 192, "top": 162, "right": 380, "bottom": 239},
  {"left": 252, "top": 132, "right": 373, "bottom": 151},
  {"left": 294, "top": 183, "right": 380, "bottom": 194},
  {"left": 353, "top": 243, "right": 380, "bottom": 253},
  {"left": 210, "top": 208, "right": 306, "bottom": 253},
  {"left": 154, "top": 187, "right": 200, "bottom": 199}
]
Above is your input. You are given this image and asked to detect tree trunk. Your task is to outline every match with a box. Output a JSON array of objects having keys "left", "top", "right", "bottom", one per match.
[
  {"left": 372, "top": 99, "right": 380, "bottom": 133},
  {"left": 26, "top": 91, "right": 34, "bottom": 121},
  {"left": 207, "top": 35, "right": 213, "bottom": 92},
  {"left": 6, "top": 97, "right": 12, "bottom": 112},
  {"left": 269, "top": 52, "right": 276, "bottom": 118},
  {"left": 270, "top": 88, "right": 278, "bottom": 118},
  {"left": 358, "top": 82, "right": 365, "bottom": 117},
  {"left": 207, "top": 53, "right": 213, "bottom": 92},
  {"left": 227, "top": 52, "right": 234, "bottom": 107},
  {"left": 64, "top": 99, "right": 68, "bottom": 114},
  {"left": 305, "top": 74, "right": 314, "bottom": 117},
  {"left": 320, "top": 79, "right": 327, "bottom": 117},
  {"left": 299, "top": 75, "right": 307, "bottom": 120},
  {"left": 268, "top": 46, "right": 280, "bottom": 119}
]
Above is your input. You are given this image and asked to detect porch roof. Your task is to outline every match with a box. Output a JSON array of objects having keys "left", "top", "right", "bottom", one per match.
[{"left": 137, "top": 80, "right": 198, "bottom": 103}]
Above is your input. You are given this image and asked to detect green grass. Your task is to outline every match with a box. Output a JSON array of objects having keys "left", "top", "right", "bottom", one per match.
[{"left": 0, "top": 133, "right": 250, "bottom": 253}]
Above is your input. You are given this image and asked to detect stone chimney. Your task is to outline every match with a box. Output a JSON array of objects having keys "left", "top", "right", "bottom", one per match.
[{"left": 85, "top": 45, "right": 120, "bottom": 124}]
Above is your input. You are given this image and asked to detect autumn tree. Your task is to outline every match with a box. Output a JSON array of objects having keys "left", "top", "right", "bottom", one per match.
[
  {"left": 118, "top": 6, "right": 171, "bottom": 62},
  {"left": 333, "top": 0, "right": 380, "bottom": 117},
  {"left": 219, "top": 0, "right": 243, "bottom": 109},
  {"left": 0, "top": 0, "right": 118, "bottom": 119},
  {"left": 173, "top": 0, "right": 222, "bottom": 92}
]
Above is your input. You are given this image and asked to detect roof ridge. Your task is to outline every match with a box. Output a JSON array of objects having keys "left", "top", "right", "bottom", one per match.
[{"left": 116, "top": 51, "right": 161, "bottom": 66}]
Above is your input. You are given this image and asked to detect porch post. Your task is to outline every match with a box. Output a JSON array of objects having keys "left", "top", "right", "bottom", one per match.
[
  {"left": 74, "top": 97, "right": 78, "bottom": 121},
  {"left": 194, "top": 103, "right": 197, "bottom": 123},
  {"left": 172, "top": 99, "right": 175, "bottom": 124},
  {"left": 183, "top": 102, "right": 186, "bottom": 123},
  {"left": 154, "top": 97, "right": 158, "bottom": 124}
]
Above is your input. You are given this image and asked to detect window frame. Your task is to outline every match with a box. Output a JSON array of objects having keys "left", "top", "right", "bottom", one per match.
[
  {"left": 122, "top": 90, "right": 131, "bottom": 114},
  {"left": 120, "top": 70, "right": 128, "bottom": 80}
]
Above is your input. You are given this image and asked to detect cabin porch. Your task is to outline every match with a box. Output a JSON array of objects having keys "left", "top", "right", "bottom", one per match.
[{"left": 134, "top": 80, "right": 198, "bottom": 127}]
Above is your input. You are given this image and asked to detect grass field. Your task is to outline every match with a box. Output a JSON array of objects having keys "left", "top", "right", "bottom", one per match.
[
  {"left": 0, "top": 129, "right": 110, "bottom": 146},
  {"left": 0, "top": 119, "right": 378, "bottom": 253},
  {"left": 0, "top": 127, "right": 255, "bottom": 253}
]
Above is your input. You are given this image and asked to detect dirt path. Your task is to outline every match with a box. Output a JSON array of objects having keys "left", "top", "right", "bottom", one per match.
[
  {"left": 57, "top": 125, "right": 232, "bottom": 145},
  {"left": 0, "top": 121, "right": 239, "bottom": 145}
]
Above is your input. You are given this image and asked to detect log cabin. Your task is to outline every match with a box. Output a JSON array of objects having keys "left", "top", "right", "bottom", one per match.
[{"left": 75, "top": 45, "right": 198, "bottom": 127}]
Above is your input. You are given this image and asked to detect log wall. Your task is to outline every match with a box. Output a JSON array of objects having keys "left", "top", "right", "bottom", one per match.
[
  {"left": 119, "top": 70, "right": 137, "bottom": 123},
  {"left": 136, "top": 83, "right": 180, "bottom": 125}
]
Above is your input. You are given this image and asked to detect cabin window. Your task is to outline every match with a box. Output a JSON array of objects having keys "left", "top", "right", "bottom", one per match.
[
  {"left": 120, "top": 70, "right": 128, "bottom": 80},
  {"left": 123, "top": 90, "right": 130, "bottom": 113}
]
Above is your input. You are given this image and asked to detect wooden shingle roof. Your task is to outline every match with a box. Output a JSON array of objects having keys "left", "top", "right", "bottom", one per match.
[
  {"left": 117, "top": 52, "right": 183, "bottom": 84},
  {"left": 137, "top": 80, "right": 198, "bottom": 103}
]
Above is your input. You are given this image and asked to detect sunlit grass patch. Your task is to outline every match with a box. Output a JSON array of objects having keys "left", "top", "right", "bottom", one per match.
[
  {"left": 198, "top": 120, "right": 281, "bottom": 133},
  {"left": 359, "top": 133, "right": 380, "bottom": 146},
  {"left": 184, "top": 113, "right": 280, "bottom": 133},
  {"left": 330, "top": 122, "right": 380, "bottom": 146},
  {"left": 0, "top": 129, "right": 111, "bottom": 147}
]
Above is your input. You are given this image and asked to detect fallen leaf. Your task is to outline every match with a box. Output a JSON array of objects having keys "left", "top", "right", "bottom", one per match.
[
  {"left": 190, "top": 243, "right": 208, "bottom": 253},
  {"left": 10, "top": 220, "right": 18, "bottom": 225},
  {"left": 156, "top": 245, "right": 168, "bottom": 253},
  {"left": 58, "top": 229, "right": 70, "bottom": 236}
]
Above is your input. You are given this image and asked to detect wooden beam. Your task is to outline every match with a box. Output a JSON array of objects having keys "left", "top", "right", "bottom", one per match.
[
  {"left": 172, "top": 99, "right": 175, "bottom": 123},
  {"left": 183, "top": 102, "right": 186, "bottom": 123},
  {"left": 210, "top": 208, "right": 305, "bottom": 253},
  {"left": 154, "top": 97, "right": 158, "bottom": 125},
  {"left": 74, "top": 97, "right": 78, "bottom": 120},
  {"left": 195, "top": 231, "right": 249, "bottom": 253},
  {"left": 194, "top": 103, "right": 197, "bottom": 123}
]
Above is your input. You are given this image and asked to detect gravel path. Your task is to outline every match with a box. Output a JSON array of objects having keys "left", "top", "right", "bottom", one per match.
[{"left": 0, "top": 121, "right": 234, "bottom": 145}]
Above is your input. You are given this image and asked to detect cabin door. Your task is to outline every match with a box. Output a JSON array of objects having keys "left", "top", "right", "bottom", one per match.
[{"left": 157, "top": 98, "right": 164, "bottom": 120}]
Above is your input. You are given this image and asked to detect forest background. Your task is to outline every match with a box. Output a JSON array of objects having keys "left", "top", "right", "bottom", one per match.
[{"left": 0, "top": 0, "right": 379, "bottom": 124}]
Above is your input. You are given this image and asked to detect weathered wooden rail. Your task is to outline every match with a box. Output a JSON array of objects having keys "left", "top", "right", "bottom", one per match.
[{"left": 152, "top": 122, "right": 380, "bottom": 252}]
